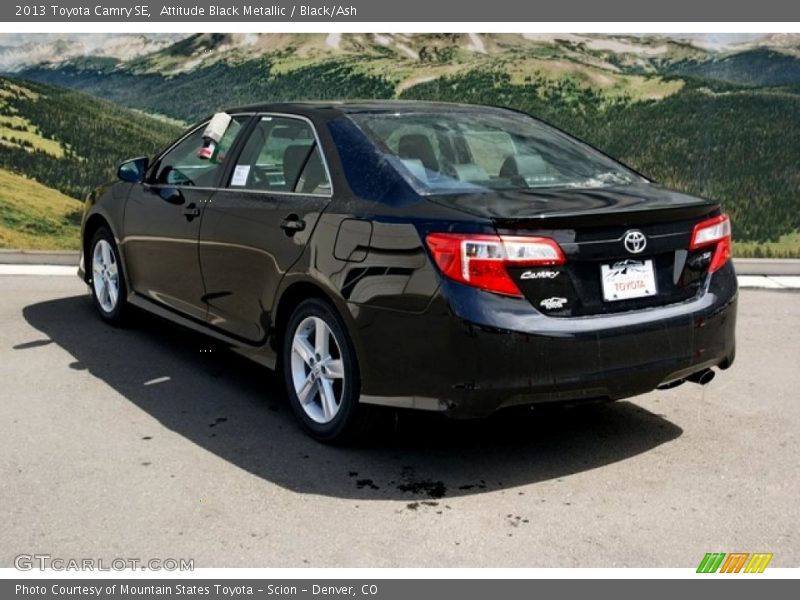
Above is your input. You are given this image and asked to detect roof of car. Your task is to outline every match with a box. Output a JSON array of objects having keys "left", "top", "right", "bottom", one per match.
[{"left": 222, "top": 100, "right": 516, "bottom": 118}]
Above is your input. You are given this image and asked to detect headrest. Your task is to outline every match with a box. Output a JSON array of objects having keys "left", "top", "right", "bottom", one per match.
[
  {"left": 499, "top": 154, "right": 548, "bottom": 178},
  {"left": 397, "top": 134, "right": 439, "bottom": 172}
]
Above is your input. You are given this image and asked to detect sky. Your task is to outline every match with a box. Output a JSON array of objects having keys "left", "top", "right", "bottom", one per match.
[{"left": 0, "top": 33, "right": 183, "bottom": 47}]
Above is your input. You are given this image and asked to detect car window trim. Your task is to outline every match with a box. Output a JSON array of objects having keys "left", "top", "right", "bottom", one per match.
[
  {"left": 144, "top": 112, "right": 334, "bottom": 199},
  {"left": 217, "top": 112, "right": 334, "bottom": 198},
  {"left": 145, "top": 112, "right": 255, "bottom": 189}
]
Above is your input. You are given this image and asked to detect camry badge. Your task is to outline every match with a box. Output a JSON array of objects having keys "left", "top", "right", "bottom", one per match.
[
  {"left": 623, "top": 230, "right": 647, "bottom": 254},
  {"left": 520, "top": 270, "right": 559, "bottom": 280}
]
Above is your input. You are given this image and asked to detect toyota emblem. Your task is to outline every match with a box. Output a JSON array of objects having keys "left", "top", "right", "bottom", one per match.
[{"left": 623, "top": 230, "right": 647, "bottom": 254}]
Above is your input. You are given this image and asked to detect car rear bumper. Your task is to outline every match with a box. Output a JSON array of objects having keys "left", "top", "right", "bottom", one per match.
[{"left": 353, "top": 261, "right": 737, "bottom": 417}]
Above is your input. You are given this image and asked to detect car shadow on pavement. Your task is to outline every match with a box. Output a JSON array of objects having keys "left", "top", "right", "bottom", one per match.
[{"left": 22, "top": 295, "right": 683, "bottom": 501}]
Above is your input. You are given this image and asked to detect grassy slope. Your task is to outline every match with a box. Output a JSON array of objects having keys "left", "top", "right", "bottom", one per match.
[
  {"left": 0, "top": 168, "right": 81, "bottom": 250},
  {"left": 734, "top": 232, "right": 800, "bottom": 259},
  {"left": 0, "top": 75, "right": 182, "bottom": 250}
]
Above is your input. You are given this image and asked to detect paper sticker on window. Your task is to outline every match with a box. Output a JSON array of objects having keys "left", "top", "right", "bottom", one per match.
[{"left": 231, "top": 165, "right": 251, "bottom": 186}]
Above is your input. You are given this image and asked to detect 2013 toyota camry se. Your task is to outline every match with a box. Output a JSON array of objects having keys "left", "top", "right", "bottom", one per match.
[{"left": 79, "top": 101, "right": 737, "bottom": 441}]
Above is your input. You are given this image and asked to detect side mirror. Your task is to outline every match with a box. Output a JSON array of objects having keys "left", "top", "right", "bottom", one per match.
[{"left": 117, "top": 157, "right": 149, "bottom": 183}]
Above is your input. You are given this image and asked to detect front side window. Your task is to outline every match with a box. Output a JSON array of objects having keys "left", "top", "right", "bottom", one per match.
[
  {"left": 349, "top": 110, "right": 642, "bottom": 195},
  {"left": 228, "top": 116, "right": 331, "bottom": 195},
  {"left": 150, "top": 116, "right": 246, "bottom": 187}
]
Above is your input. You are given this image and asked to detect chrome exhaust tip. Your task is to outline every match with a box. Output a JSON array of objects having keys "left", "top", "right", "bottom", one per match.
[
  {"left": 686, "top": 368, "right": 715, "bottom": 386},
  {"left": 657, "top": 378, "right": 685, "bottom": 390}
]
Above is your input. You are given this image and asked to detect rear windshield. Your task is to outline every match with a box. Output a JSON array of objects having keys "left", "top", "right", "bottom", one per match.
[{"left": 349, "top": 110, "right": 642, "bottom": 195}]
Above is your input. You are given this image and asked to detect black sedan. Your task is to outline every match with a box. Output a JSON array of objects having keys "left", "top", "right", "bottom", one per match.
[{"left": 79, "top": 101, "right": 737, "bottom": 441}]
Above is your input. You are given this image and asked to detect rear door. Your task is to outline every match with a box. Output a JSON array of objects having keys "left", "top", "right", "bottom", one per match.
[
  {"left": 122, "top": 116, "right": 248, "bottom": 320},
  {"left": 198, "top": 114, "right": 333, "bottom": 342}
]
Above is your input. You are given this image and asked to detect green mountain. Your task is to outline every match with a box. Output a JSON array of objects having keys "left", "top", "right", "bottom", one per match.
[
  {"left": 667, "top": 48, "right": 800, "bottom": 87},
  {"left": 21, "top": 57, "right": 395, "bottom": 123},
  {"left": 0, "top": 75, "right": 181, "bottom": 201},
  {"left": 8, "top": 33, "right": 800, "bottom": 250},
  {"left": 17, "top": 33, "right": 698, "bottom": 121}
]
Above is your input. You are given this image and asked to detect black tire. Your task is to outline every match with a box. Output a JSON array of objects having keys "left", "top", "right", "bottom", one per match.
[
  {"left": 88, "top": 226, "right": 128, "bottom": 325},
  {"left": 282, "top": 298, "right": 371, "bottom": 443}
]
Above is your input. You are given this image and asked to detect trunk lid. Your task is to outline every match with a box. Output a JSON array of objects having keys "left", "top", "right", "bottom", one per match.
[
  {"left": 431, "top": 184, "right": 721, "bottom": 317},
  {"left": 427, "top": 183, "right": 716, "bottom": 223}
]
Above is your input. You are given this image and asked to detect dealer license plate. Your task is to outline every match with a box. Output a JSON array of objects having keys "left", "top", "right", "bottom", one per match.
[{"left": 600, "top": 259, "right": 657, "bottom": 302}]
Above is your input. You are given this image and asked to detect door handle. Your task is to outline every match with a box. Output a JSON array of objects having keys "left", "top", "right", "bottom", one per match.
[
  {"left": 280, "top": 215, "right": 306, "bottom": 234},
  {"left": 182, "top": 204, "right": 201, "bottom": 220}
]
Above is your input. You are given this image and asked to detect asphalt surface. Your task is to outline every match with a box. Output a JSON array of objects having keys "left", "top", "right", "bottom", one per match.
[{"left": 1, "top": 276, "right": 798, "bottom": 568}]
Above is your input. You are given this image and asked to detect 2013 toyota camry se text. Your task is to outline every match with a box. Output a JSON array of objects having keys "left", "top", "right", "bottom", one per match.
[{"left": 78, "top": 101, "right": 737, "bottom": 442}]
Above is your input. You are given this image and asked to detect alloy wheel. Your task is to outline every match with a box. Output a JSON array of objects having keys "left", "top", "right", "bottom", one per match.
[
  {"left": 289, "top": 316, "right": 346, "bottom": 424},
  {"left": 92, "top": 239, "right": 120, "bottom": 314}
]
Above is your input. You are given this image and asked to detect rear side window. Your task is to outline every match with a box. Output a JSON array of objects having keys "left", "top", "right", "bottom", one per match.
[
  {"left": 150, "top": 116, "right": 245, "bottom": 187},
  {"left": 228, "top": 116, "right": 331, "bottom": 195}
]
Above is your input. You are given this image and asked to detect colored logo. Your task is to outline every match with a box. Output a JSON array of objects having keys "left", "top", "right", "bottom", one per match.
[{"left": 697, "top": 552, "right": 773, "bottom": 573}]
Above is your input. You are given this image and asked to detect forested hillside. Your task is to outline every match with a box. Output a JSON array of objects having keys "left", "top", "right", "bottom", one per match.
[
  {"left": 20, "top": 59, "right": 395, "bottom": 122},
  {"left": 5, "top": 33, "right": 800, "bottom": 253},
  {"left": 667, "top": 48, "right": 800, "bottom": 87},
  {"left": 0, "top": 76, "right": 181, "bottom": 200}
]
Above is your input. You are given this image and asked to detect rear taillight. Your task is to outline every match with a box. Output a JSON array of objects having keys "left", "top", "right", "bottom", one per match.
[
  {"left": 690, "top": 214, "right": 732, "bottom": 273},
  {"left": 425, "top": 233, "right": 565, "bottom": 297}
]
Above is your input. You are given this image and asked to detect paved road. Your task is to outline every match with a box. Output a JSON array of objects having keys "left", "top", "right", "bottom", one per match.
[{"left": 1, "top": 276, "right": 798, "bottom": 568}]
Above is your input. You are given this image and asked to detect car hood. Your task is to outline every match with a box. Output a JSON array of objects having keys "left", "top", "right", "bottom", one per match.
[{"left": 426, "top": 183, "right": 718, "bottom": 226}]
